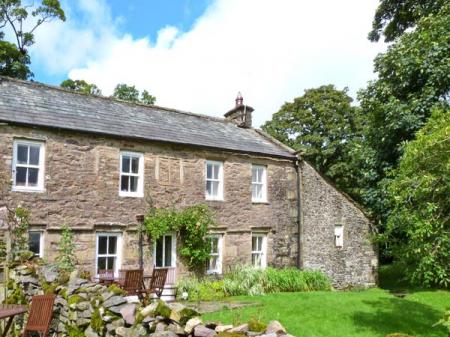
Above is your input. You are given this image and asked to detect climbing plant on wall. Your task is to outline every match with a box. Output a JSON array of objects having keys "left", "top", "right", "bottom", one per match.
[{"left": 143, "top": 204, "right": 215, "bottom": 272}]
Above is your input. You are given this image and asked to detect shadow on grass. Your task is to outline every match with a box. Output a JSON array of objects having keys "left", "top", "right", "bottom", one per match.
[{"left": 353, "top": 296, "right": 446, "bottom": 337}]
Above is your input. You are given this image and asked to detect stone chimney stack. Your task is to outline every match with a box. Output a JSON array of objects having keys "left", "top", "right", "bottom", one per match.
[{"left": 224, "top": 92, "right": 254, "bottom": 128}]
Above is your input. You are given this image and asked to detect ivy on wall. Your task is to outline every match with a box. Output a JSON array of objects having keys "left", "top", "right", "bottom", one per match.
[{"left": 142, "top": 204, "right": 215, "bottom": 272}]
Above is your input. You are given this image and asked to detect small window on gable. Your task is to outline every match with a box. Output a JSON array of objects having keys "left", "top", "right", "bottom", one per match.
[
  {"left": 119, "top": 152, "right": 144, "bottom": 197},
  {"left": 206, "top": 234, "right": 223, "bottom": 274},
  {"left": 335, "top": 225, "right": 344, "bottom": 248},
  {"left": 29, "top": 231, "right": 44, "bottom": 258},
  {"left": 205, "top": 161, "right": 223, "bottom": 200},
  {"left": 251, "top": 233, "right": 267, "bottom": 268},
  {"left": 12, "top": 140, "right": 45, "bottom": 192},
  {"left": 252, "top": 165, "right": 267, "bottom": 202}
]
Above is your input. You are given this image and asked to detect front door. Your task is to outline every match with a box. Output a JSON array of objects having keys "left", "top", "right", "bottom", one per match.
[{"left": 154, "top": 233, "right": 176, "bottom": 268}]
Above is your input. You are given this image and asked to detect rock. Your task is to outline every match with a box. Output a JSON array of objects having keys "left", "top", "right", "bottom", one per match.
[
  {"left": 19, "top": 276, "right": 39, "bottom": 284},
  {"left": 103, "top": 295, "right": 127, "bottom": 308},
  {"left": 69, "top": 270, "right": 79, "bottom": 283},
  {"left": 215, "top": 325, "right": 233, "bottom": 332},
  {"left": 141, "top": 302, "right": 158, "bottom": 317},
  {"left": 126, "top": 295, "right": 140, "bottom": 303},
  {"left": 75, "top": 301, "right": 90, "bottom": 311},
  {"left": 167, "top": 323, "right": 185, "bottom": 335},
  {"left": 194, "top": 325, "right": 217, "bottom": 337},
  {"left": 78, "top": 309, "right": 93, "bottom": 319},
  {"left": 150, "top": 332, "right": 178, "bottom": 337},
  {"left": 41, "top": 264, "right": 59, "bottom": 283},
  {"left": 106, "top": 318, "right": 125, "bottom": 332},
  {"left": 120, "top": 303, "right": 137, "bottom": 325},
  {"left": 84, "top": 326, "right": 99, "bottom": 337},
  {"left": 115, "top": 326, "right": 131, "bottom": 337},
  {"left": 55, "top": 297, "right": 68, "bottom": 307},
  {"left": 230, "top": 324, "right": 249, "bottom": 333},
  {"left": 102, "top": 291, "right": 115, "bottom": 302},
  {"left": 169, "top": 303, "right": 200, "bottom": 325},
  {"left": 155, "top": 322, "right": 167, "bottom": 332},
  {"left": 257, "top": 334, "right": 277, "bottom": 337},
  {"left": 185, "top": 317, "right": 202, "bottom": 334},
  {"left": 76, "top": 318, "right": 91, "bottom": 327},
  {"left": 130, "top": 325, "right": 148, "bottom": 337},
  {"left": 109, "top": 303, "right": 128, "bottom": 315},
  {"left": 143, "top": 316, "right": 156, "bottom": 323},
  {"left": 266, "top": 321, "right": 286, "bottom": 334}
]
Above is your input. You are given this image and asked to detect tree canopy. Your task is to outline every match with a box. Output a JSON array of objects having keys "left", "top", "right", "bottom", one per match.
[
  {"left": 112, "top": 83, "right": 156, "bottom": 105},
  {"left": 262, "top": 85, "right": 362, "bottom": 198},
  {"left": 0, "top": 0, "right": 65, "bottom": 79},
  {"left": 60, "top": 79, "right": 102, "bottom": 95},
  {"left": 368, "top": 0, "right": 446, "bottom": 42}
]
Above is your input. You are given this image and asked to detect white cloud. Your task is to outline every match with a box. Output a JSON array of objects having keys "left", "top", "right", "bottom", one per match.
[{"left": 30, "top": 0, "right": 385, "bottom": 127}]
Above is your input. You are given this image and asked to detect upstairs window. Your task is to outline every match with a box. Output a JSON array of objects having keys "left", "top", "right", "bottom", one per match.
[
  {"left": 335, "top": 225, "right": 344, "bottom": 248},
  {"left": 29, "top": 231, "right": 44, "bottom": 258},
  {"left": 206, "top": 235, "right": 223, "bottom": 274},
  {"left": 252, "top": 165, "right": 267, "bottom": 202},
  {"left": 12, "top": 140, "right": 45, "bottom": 191},
  {"left": 251, "top": 233, "right": 267, "bottom": 268},
  {"left": 205, "top": 161, "right": 223, "bottom": 200},
  {"left": 119, "top": 152, "right": 144, "bottom": 197}
]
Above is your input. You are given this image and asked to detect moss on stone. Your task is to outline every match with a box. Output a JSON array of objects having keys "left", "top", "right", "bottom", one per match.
[
  {"left": 90, "top": 307, "right": 104, "bottom": 333},
  {"left": 42, "top": 282, "right": 58, "bottom": 294},
  {"left": 217, "top": 333, "right": 247, "bottom": 337},
  {"left": 155, "top": 300, "right": 171, "bottom": 318},
  {"left": 107, "top": 284, "right": 127, "bottom": 296},
  {"left": 4, "top": 287, "right": 27, "bottom": 304},
  {"left": 247, "top": 318, "right": 267, "bottom": 332},
  {"left": 66, "top": 324, "right": 85, "bottom": 337},
  {"left": 68, "top": 294, "right": 84, "bottom": 306},
  {"left": 59, "top": 288, "right": 68, "bottom": 299}
]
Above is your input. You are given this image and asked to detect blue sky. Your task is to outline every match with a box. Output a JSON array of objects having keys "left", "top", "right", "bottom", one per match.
[{"left": 27, "top": 0, "right": 385, "bottom": 127}]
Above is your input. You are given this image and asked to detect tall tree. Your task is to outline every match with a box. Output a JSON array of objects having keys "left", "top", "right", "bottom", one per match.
[
  {"left": 262, "top": 85, "right": 362, "bottom": 199},
  {"left": 384, "top": 107, "right": 450, "bottom": 287},
  {"left": 0, "top": 0, "right": 65, "bottom": 79},
  {"left": 60, "top": 79, "right": 102, "bottom": 95},
  {"left": 368, "top": 0, "right": 446, "bottom": 42},
  {"left": 112, "top": 84, "right": 156, "bottom": 105}
]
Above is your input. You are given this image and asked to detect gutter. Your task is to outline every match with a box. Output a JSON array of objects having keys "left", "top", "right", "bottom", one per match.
[{"left": 294, "top": 155, "right": 303, "bottom": 269}]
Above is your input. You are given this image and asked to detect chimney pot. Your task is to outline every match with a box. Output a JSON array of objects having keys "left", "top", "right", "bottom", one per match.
[{"left": 225, "top": 92, "right": 254, "bottom": 128}]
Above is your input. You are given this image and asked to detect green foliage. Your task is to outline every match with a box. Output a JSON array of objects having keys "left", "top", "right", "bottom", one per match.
[
  {"left": 385, "top": 334, "right": 416, "bottom": 337},
  {"left": 66, "top": 325, "right": 85, "bottom": 337},
  {"left": 60, "top": 79, "right": 102, "bottom": 95},
  {"left": 107, "top": 283, "right": 127, "bottom": 296},
  {"left": 0, "top": 0, "right": 65, "bottom": 79},
  {"left": 434, "top": 308, "right": 450, "bottom": 335},
  {"left": 384, "top": 108, "right": 450, "bottom": 287},
  {"left": 264, "top": 267, "right": 332, "bottom": 293},
  {"left": 262, "top": 85, "right": 362, "bottom": 200},
  {"left": 68, "top": 294, "right": 83, "bottom": 306},
  {"left": 8, "top": 206, "right": 30, "bottom": 258},
  {"left": 248, "top": 318, "right": 267, "bottom": 332},
  {"left": 368, "top": 0, "right": 446, "bottom": 42},
  {"left": 90, "top": 307, "right": 104, "bottom": 334},
  {"left": 144, "top": 204, "right": 214, "bottom": 271},
  {"left": 56, "top": 224, "right": 77, "bottom": 273},
  {"left": 112, "top": 83, "right": 156, "bottom": 105}
]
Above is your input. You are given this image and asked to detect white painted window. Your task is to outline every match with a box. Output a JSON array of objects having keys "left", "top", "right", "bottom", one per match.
[
  {"left": 154, "top": 233, "right": 176, "bottom": 268},
  {"left": 119, "top": 151, "right": 144, "bottom": 197},
  {"left": 335, "top": 225, "right": 344, "bottom": 248},
  {"left": 251, "top": 234, "right": 267, "bottom": 268},
  {"left": 96, "top": 233, "right": 122, "bottom": 276},
  {"left": 29, "top": 231, "right": 44, "bottom": 258},
  {"left": 12, "top": 140, "right": 45, "bottom": 192},
  {"left": 252, "top": 165, "right": 267, "bottom": 202},
  {"left": 206, "top": 235, "right": 223, "bottom": 274},
  {"left": 205, "top": 161, "right": 223, "bottom": 200}
]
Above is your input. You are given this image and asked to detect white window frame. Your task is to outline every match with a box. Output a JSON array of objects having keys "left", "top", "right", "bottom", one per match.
[
  {"left": 119, "top": 151, "right": 144, "bottom": 197},
  {"left": 205, "top": 160, "right": 224, "bottom": 201},
  {"left": 95, "top": 233, "right": 123, "bottom": 277},
  {"left": 206, "top": 234, "right": 223, "bottom": 274},
  {"left": 251, "top": 233, "right": 267, "bottom": 269},
  {"left": 251, "top": 165, "right": 267, "bottom": 202},
  {"left": 29, "top": 231, "right": 44, "bottom": 258},
  {"left": 12, "top": 140, "right": 45, "bottom": 192},
  {"left": 335, "top": 225, "right": 344, "bottom": 248},
  {"left": 153, "top": 233, "right": 176, "bottom": 268}
]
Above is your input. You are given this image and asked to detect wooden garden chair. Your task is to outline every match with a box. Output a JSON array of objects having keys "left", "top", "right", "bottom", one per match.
[
  {"left": 120, "top": 269, "right": 146, "bottom": 297},
  {"left": 147, "top": 268, "right": 168, "bottom": 299},
  {"left": 22, "top": 294, "right": 55, "bottom": 337}
]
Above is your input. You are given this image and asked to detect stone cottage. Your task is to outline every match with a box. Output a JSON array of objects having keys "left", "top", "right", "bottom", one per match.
[{"left": 0, "top": 77, "right": 377, "bottom": 294}]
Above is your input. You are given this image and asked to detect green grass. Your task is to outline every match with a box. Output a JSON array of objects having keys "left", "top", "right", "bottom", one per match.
[{"left": 202, "top": 288, "right": 450, "bottom": 337}]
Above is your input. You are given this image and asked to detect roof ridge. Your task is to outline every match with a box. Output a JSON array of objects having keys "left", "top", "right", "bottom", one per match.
[{"left": 0, "top": 76, "right": 232, "bottom": 125}]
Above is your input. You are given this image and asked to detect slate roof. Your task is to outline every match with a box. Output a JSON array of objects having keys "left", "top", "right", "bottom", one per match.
[{"left": 0, "top": 77, "right": 295, "bottom": 159}]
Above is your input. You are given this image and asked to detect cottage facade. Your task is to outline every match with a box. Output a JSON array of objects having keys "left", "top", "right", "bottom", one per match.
[{"left": 0, "top": 77, "right": 377, "bottom": 291}]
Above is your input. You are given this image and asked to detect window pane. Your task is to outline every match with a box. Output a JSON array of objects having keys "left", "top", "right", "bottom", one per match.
[
  {"left": 252, "top": 253, "right": 261, "bottom": 267},
  {"left": 129, "top": 176, "right": 138, "bottom": 192},
  {"left": 98, "top": 236, "right": 107, "bottom": 254},
  {"left": 29, "top": 146, "right": 40, "bottom": 165},
  {"left": 122, "top": 156, "right": 130, "bottom": 173},
  {"left": 213, "top": 164, "right": 219, "bottom": 180},
  {"left": 15, "top": 167, "right": 27, "bottom": 186},
  {"left": 29, "top": 232, "right": 41, "bottom": 256},
  {"left": 257, "top": 237, "right": 262, "bottom": 251},
  {"left": 108, "top": 236, "right": 117, "bottom": 254},
  {"left": 107, "top": 257, "right": 116, "bottom": 271},
  {"left": 164, "top": 235, "right": 172, "bottom": 267},
  {"left": 120, "top": 175, "right": 129, "bottom": 192},
  {"left": 17, "top": 145, "right": 28, "bottom": 164},
  {"left": 212, "top": 181, "right": 219, "bottom": 196},
  {"left": 27, "top": 168, "right": 39, "bottom": 186},
  {"left": 209, "top": 257, "right": 217, "bottom": 271},
  {"left": 131, "top": 157, "right": 139, "bottom": 174},
  {"left": 206, "top": 163, "right": 212, "bottom": 179},
  {"left": 252, "top": 236, "right": 257, "bottom": 251},
  {"left": 98, "top": 257, "right": 107, "bottom": 270},
  {"left": 211, "top": 238, "right": 218, "bottom": 254},
  {"left": 206, "top": 181, "right": 212, "bottom": 196},
  {"left": 252, "top": 167, "right": 257, "bottom": 182},
  {"left": 155, "top": 237, "right": 163, "bottom": 267}
]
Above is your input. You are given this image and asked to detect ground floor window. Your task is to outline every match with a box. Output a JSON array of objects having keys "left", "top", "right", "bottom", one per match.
[
  {"left": 335, "top": 224, "right": 344, "bottom": 248},
  {"left": 29, "top": 231, "right": 44, "bottom": 257},
  {"left": 96, "top": 233, "right": 122, "bottom": 275},
  {"left": 206, "top": 234, "right": 223, "bottom": 274},
  {"left": 154, "top": 233, "right": 176, "bottom": 268},
  {"left": 251, "top": 233, "right": 267, "bottom": 268}
]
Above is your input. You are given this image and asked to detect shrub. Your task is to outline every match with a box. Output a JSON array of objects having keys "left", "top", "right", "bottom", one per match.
[
  {"left": 248, "top": 318, "right": 267, "bottom": 332},
  {"left": 56, "top": 224, "right": 77, "bottom": 272}
]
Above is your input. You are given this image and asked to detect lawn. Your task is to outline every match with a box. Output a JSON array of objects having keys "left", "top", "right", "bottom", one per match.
[{"left": 202, "top": 288, "right": 450, "bottom": 337}]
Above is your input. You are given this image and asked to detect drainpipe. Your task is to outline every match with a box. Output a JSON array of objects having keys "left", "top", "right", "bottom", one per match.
[
  {"left": 136, "top": 214, "right": 145, "bottom": 270},
  {"left": 293, "top": 156, "right": 302, "bottom": 269}
]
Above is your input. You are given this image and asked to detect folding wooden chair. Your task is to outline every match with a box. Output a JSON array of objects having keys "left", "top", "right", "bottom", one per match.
[
  {"left": 121, "top": 269, "right": 145, "bottom": 297},
  {"left": 147, "top": 268, "right": 168, "bottom": 299},
  {"left": 22, "top": 294, "right": 55, "bottom": 337}
]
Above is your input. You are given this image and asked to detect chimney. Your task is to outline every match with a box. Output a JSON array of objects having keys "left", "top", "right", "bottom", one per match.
[{"left": 224, "top": 92, "right": 254, "bottom": 128}]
